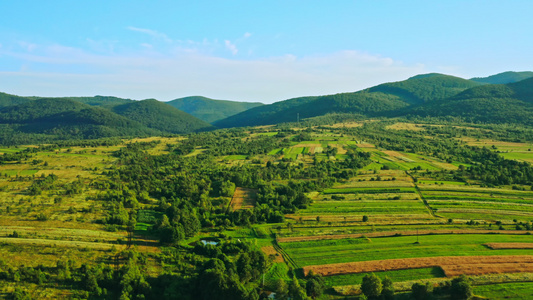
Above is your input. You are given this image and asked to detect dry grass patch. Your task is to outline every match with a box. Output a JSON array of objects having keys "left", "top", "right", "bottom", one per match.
[
  {"left": 442, "top": 263, "right": 533, "bottom": 277},
  {"left": 386, "top": 123, "right": 425, "bottom": 131},
  {"left": 486, "top": 243, "right": 533, "bottom": 249},
  {"left": 327, "top": 122, "right": 364, "bottom": 128},
  {"left": 357, "top": 143, "right": 375, "bottom": 148},
  {"left": 230, "top": 187, "right": 257, "bottom": 210},
  {"left": 303, "top": 255, "right": 533, "bottom": 277},
  {"left": 262, "top": 246, "right": 284, "bottom": 263}
]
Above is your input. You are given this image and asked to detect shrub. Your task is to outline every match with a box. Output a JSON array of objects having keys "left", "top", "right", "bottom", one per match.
[{"left": 361, "top": 273, "right": 382, "bottom": 298}]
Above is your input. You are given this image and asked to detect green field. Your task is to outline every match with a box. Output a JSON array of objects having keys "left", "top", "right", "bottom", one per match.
[
  {"left": 474, "top": 282, "right": 533, "bottom": 299},
  {"left": 324, "top": 267, "right": 444, "bottom": 287},
  {"left": 281, "top": 234, "right": 533, "bottom": 267}
]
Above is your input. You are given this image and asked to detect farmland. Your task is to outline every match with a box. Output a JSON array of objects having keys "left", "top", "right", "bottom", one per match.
[{"left": 0, "top": 119, "right": 532, "bottom": 299}]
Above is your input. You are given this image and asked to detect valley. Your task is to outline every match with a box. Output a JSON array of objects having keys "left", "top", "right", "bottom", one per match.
[{"left": 0, "top": 116, "right": 532, "bottom": 299}]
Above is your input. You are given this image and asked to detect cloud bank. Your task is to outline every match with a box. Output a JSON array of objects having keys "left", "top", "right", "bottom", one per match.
[{"left": 0, "top": 41, "right": 426, "bottom": 103}]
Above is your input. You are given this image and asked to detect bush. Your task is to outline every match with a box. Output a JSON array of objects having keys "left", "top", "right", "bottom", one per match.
[
  {"left": 450, "top": 275, "right": 473, "bottom": 300},
  {"left": 36, "top": 213, "right": 49, "bottom": 221},
  {"left": 411, "top": 282, "right": 432, "bottom": 300},
  {"left": 361, "top": 273, "right": 382, "bottom": 298}
]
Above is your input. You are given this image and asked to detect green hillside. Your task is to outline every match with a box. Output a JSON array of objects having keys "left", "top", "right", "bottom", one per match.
[
  {"left": 215, "top": 74, "right": 480, "bottom": 128},
  {"left": 368, "top": 73, "right": 481, "bottom": 104},
  {"left": 406, "top": 77, "right": 533, "bottom": 124},
  {"left": 167, "top": 96, "right": 264, "bottom": 123},
  {"left": 66, "top": 95, "right": 135, "bottom": 107},
  {"left": 213, "top": 96, "right": 319, "bottom": 127},
  {"left": 0, "top": 92, "right": 34, "bottom": 108},
  {"left": 0, "top": 98, "right": 161, "bottom": 145},
  {"left": 112, "top": 99, "right": 214, "bottom": 134},
  {"left": 470, "top": 71, "right": 533, "bottom": 84}
]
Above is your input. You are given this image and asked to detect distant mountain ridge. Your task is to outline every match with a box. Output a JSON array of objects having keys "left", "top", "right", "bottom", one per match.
[
  {"left": 0, "top": 95, "right": 212, "bottom": 145},
  {"left": 112, "top": 99, "right": 213, "bottom": 134},
  {"left": 470, "top": 71, "right": 533, "bottom": 84},
  {"left": 1, "top": 70, "right": 532, "bottom": 145},
  {"left": 214, "top": 73, "right": 483, "bottom": 128},
  {"left": 403, "top": 76, "right": 533, "bottom": 125},
  {"left": 167, "top": 96, "right": 263, "bottom": 123}
]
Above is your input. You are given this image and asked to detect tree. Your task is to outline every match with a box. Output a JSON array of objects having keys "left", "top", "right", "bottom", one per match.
[
  {"left": 274, "top": 279, "right": 289, "bottom": 300},
  {"left": 381, "top": 276, "right": 394, "bottom": 300},
  {"left": 288, "top": 277, "right": 308, "bottom": 300},
  {"left": 361, "top": 273, "right": 382, "bottom": 299},
  {"left": 450, "top": 275, "right": 473, "bottom": 300},
  {"left": 411, "top": 282, "right": 431, "bottom": 300},
  {"left": 362, "top": 215, "right": 369, "bottom": 222},
  {"left": 305, "top": 271, "right": 325, "bottom": 299}
]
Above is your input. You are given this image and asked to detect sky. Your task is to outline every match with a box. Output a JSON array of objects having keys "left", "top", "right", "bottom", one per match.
[{"left": 0, "top": 0, "right": 532, "bottom": 103}]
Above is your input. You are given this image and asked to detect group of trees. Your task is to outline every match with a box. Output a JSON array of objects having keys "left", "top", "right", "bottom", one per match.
[{"left": 359, "top": 273, "right": 473, "bottom": 300}]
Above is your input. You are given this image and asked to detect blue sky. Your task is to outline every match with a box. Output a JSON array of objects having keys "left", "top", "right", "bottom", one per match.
[{"left": 1, "top": 1, "right": 532, "bottom": 103}]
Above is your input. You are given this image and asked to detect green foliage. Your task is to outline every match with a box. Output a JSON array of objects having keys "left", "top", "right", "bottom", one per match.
[
  {"left": 411, "top": 282, "right": 432, "bottom": 300},
  {"left": 112, "top": 99, "right": 213, "bottom": 134},
  {"left": 215, "top": 74, "right": 480, "bottom": 127},
  {"left": 470, "top": 71, "right": 533, "bottom": 84},
  {"left": 305, "top": 271, "right": 325, "bottom": 299},
  {"left": 361, "top": 273, "right": 382, "bottom": 299},
  {"left": 450, "top": 275, "right": 473, "bottom": 300},
  {"left": 168, "top": 96, "right": 263, "bottom": 123}
]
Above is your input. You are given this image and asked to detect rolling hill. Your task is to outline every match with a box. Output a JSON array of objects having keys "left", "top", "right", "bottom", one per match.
[
  {"left": 0, "top": 98, "right": 162, "bottom": 145},
  {"left": 470, "top": 71, "right": 533, "bottom": 84},
  {"left": 0, "top": 97, "right": 213, "bottom": 145},
  {"left": 0, "top": 92, "right": 35, "bottom": 108},
  {"left": 405, "top": 77, "right": 533, "bottom": 125},
  {"left": 112, "top": 99, "right": 213, "bottom": 134},
  {"left": 215, "top": 74, "right": 482, "bottom": 128},
  {"left": 166, "top": 96, "right": 264, "bottom": 123}
]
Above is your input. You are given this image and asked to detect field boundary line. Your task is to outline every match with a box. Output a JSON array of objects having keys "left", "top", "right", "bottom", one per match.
[
  {"left": 405, "top": 170, "right": 443, "bottom": 218},
  {"left": 277, "top": 229, "right": 530, "bottom": 243}
]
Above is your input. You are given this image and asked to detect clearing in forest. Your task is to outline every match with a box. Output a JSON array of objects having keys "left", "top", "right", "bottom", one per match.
[{"left": 230, "top": 187, "right": 257, "bottom": 210}]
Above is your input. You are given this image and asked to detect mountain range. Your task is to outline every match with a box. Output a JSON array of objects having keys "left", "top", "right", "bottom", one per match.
[
  {"left": 214, "top": 71, "right": 533, "bottom": 128},
  {"left": 0, "top": 71, "right": 532, "bottom": 145}
]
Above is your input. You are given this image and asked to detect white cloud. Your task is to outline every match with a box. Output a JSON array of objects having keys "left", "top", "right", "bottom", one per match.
[
  {"left": 127, "top": 26, "right": 172, "bottom": 43},
  {"left": 0, "top": 43, "right": 427, "bottom": 103},
  {"left": 243, "top": 32, "right": 252, "bottom": 39},
  {"left": 224, "top": 40, "right": 238, "bottom": 55}
]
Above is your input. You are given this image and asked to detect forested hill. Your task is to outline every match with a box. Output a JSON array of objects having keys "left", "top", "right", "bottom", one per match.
[
  {"left": 167, "top": 96, "right": 264, "bottom": 123},
  {"left": 112, "top": 99, "right": 214, "bottom": 134},
  {"left": 470, "top": 71, "right": 533, "bottom": 84},
  {"left": 64, "top": 95, "right": 135, "bottom": 107},
  {"left": 214, "top": 74, "right": 482, "bottom": 128},
  {"left": 0, "top": 98, "right": 162, "bottom": 145},
  {"left": 0, "top": 92, "right": 35, "bottom": 107},
  {"left": 0, "top": 96, "right": 212, "bottom": 145},
  {"left": 404, "top": 77, "right": 533, "bottom": 125}
]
